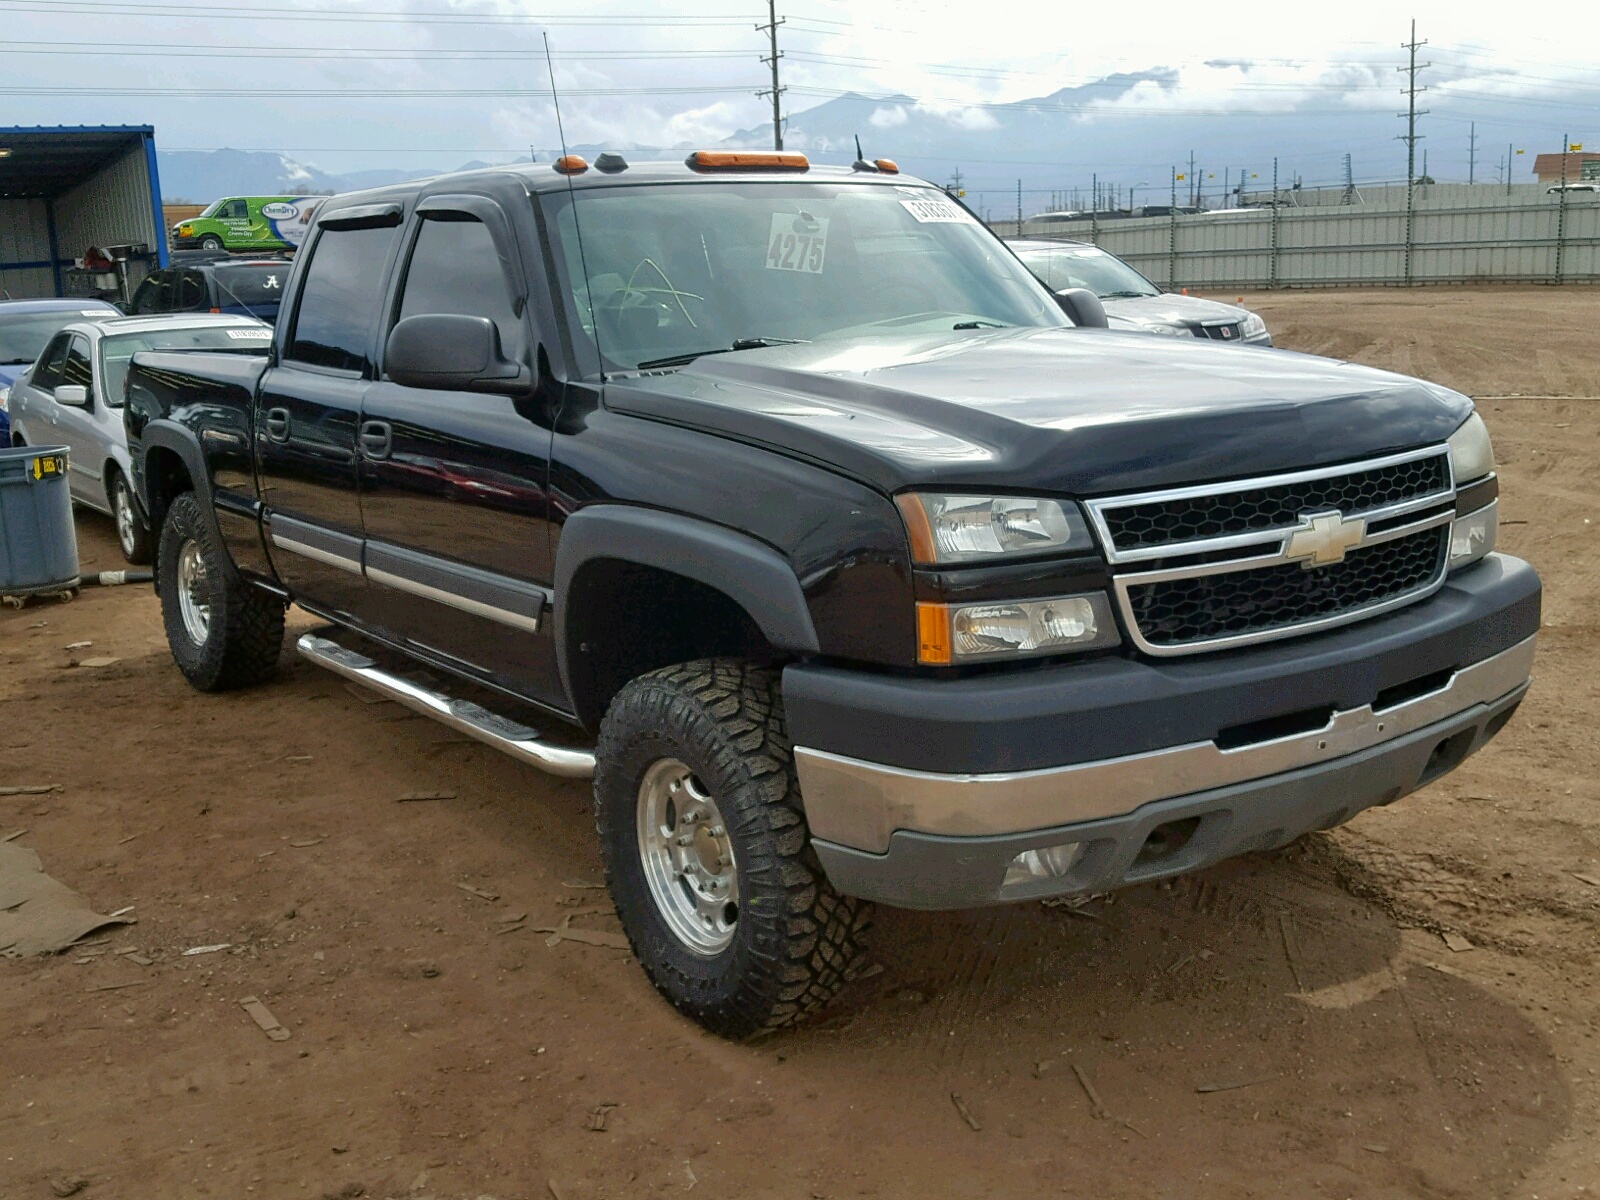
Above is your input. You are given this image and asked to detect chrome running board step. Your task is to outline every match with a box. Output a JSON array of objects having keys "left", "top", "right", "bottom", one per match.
[{"left": 296, "top": 632, "right": 596, "bottom": 779}]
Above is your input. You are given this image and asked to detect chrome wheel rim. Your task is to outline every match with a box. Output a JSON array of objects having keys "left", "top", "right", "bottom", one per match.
[
  {"left": 636, "top": 758, "right": 738, "bottom": 956},
  {"left": 114, "top": 483, "right": 136, "bottom": 556},
  {"left": 176, "top": 539, "right": 211, "bottom": 645}
]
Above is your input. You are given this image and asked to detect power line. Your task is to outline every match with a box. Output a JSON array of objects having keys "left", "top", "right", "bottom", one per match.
[{"left": 0, "top": 0, "right": 759, "bottom": 24}]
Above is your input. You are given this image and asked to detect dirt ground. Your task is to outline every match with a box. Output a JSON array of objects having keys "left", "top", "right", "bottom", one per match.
[{"left": 2, "top": 286, "right": 1598, "bottom": 1200}]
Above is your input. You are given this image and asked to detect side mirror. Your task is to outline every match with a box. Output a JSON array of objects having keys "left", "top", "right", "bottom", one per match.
[
  {"left": 1054, "top": 288, "right": 1109, "bottom": 329},
  {"left": 384, "top": 314, "right": 528, "bottom": 394},
  {"left": 54, "top": 384, "right": 89, "bottom": 407}
]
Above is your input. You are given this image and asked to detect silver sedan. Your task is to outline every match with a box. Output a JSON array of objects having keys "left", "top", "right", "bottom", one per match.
[
  {"left": 1010, "top": 238, "right": 1272, "bottom": 345},
  {"left": 8, "top": 313, "right": 272, "bottom": 562}
]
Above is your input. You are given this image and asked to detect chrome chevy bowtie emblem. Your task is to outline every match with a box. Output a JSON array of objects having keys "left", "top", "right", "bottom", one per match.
[{"left": 1284, "top": 510, "right": 1367, "bottom": 568}]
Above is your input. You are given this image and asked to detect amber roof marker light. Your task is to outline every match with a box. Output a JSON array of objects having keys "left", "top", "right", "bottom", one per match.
[
  {"left": 554, "top": 154, "right": 588, "bottom": 175},
  {"left": 874, "top": 158, "right": 899, "bottom": 174},
  {"left": 685, "top": 151, "right": 809, "bottom": 172}
]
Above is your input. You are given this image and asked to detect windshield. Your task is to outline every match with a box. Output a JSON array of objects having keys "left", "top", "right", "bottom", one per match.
[
  {"left": 545, "top": 181, "right": 1065, "bottom": 372},
  {"left": 197, "top": 199, "right": 225, "bottom": 219},
  {"left": 100, "top": 324, "right": 271, "bottom": 406},
  {"left": 0, "top": 310, "right": 112, "bottom": 366},
  {"left": 1015, "top": 245, "right": 1161, "bottom": 299}
]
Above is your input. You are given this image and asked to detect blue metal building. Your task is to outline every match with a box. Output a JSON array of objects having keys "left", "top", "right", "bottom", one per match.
[{"left": 0, "top": 125, "right": 168, "bottom": 300}]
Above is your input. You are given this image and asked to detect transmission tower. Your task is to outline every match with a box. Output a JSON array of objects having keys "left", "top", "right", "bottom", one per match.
[
  {"left": 756, "top": 0, "right": 785, "bottom": 151},
  {"left": 1397, "top": 19, "right": 1429, "bottom": 283},
  {"left": 1340, "top": 153, "right": 1361, "bottom": 205}
]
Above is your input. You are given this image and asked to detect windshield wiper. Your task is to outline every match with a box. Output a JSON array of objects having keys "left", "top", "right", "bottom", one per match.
[
  {"left": 953, "top": 319, "right": 1009, "bottom": 330},
  {"left": 635, "top": 337, "right": 807, "bottom": 370},
  {"left": 1, "top": 358, "right": 35, "bottom": 365},
  {"left": 1098, "top": 291, "right": 1155, "bottom": 299}
]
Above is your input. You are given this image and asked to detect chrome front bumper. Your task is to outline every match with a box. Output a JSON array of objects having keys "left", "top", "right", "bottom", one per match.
[
  {"left": 796, "top": 636, "right": 1533, "bottom": 855},
  {"left": 795, "top": 636, "right": 1533, "bottom": 908}
]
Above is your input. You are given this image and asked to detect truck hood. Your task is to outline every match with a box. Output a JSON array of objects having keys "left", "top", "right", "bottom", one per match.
[{"left": 606, "top": 327, "right": 1472, "bottom": 497}]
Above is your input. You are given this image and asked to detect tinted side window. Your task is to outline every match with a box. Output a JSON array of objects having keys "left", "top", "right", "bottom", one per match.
[
  {"left": 220, "top": 199, "right": 248, "bottom": 220},
  {"left": 177, "top": 270, "right": 207, "bottom": 310},
  {"left": 62, "top": 336, "right": 94, "bottom": 393},
  {"left": 31, "top": 334, "right": 70, "bottom": 390},
  {"left": 395, "top": 215, "right": 524, "bottom": 361},
  {"left": 287, "top": 224, "right": 396, "bottom": 373},
  {"left": 131, "top": 271, "right": 170, "bottom": 314}
]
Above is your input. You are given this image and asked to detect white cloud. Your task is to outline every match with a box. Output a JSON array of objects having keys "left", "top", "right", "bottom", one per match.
[{"left": 869, "top": 105, "right": 910, "bottom": 129}]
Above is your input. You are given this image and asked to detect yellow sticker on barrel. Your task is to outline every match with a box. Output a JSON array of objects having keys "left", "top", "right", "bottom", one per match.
[{"left": 31, "top": 455, "right": 63, "bottom": 480}]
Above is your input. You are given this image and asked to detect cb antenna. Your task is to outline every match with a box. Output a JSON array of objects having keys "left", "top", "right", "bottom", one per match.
[{"left": 543, "top": 32, "right": 604, "bottom": 377}]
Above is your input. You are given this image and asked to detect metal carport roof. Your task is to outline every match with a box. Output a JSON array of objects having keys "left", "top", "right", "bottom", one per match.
[{"left": 0, "top": 125, "right": 156, "bottom": 199}]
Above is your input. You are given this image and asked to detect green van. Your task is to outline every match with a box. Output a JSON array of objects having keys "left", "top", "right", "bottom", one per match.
[{"left": 170, "top": 196, "right": 323, "bottom": 252}]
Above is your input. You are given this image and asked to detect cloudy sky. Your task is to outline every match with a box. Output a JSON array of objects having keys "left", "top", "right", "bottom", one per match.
[{"left": 3, "top": 0, "right": 1596, "bottom": 182}]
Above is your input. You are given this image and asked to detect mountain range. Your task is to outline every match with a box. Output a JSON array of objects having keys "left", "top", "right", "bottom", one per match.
[{"left": 156, "top": 70, "right": 1568, "bottom": 212}]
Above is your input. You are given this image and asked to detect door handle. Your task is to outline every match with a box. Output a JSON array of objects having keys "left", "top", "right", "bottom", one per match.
[
  {"left": 359, "top": 420, "right": 392, "bottom": 460},
  {"left": 264, "top": 407, "right": 290, "bottom": 441}
]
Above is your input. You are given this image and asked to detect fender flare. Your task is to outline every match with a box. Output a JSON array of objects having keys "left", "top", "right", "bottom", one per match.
[
  {"left": 553, "top": 505, "right": 820, "bottom": 710},
  {"left": 136, "top": 419, "right": 226, "bottom": 548}
]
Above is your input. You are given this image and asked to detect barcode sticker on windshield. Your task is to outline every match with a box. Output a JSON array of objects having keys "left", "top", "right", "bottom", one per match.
[
  {"left": 900, "top": 198, "right": 974, "bottom": 224},
  {"left": 226, "top": 328, "right": 272, "bottom": 339},
  {"left": 766, "top": 213, "right": 829, "bottom": 274}
]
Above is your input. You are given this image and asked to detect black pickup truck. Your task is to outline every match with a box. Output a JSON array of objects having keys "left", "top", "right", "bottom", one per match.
[{"left": 124, "top": 152, "right": 1539, "bottom": 1038}]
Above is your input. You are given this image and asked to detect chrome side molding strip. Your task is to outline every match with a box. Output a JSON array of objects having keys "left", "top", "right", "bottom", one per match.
[
  {"left": 794, "top": 635, "right": 1535, "bottom": 855},
  {"left": 296, "top": 633, "right": 595, "bottom": 779}
]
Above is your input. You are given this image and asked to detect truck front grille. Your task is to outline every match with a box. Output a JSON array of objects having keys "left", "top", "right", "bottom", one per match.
[
  {"left": 1099, "top": 452, "right": 1450, "bottom": 553},
  {"left": 1193, "top": 322, "right": 1243, "bottom": 342},
  {"left": 1086, "top": 447, "right": 1457, "bottom": 656},
  {"left": 1124, "top": 525, "right": 1449, "bottom": 651}
]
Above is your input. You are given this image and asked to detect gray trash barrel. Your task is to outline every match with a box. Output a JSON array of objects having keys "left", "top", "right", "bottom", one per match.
[{"left": 0, "top": 445, "right": 80, "bottom": 602}]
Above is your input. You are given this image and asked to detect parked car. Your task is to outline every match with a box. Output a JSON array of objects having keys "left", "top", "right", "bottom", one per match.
[
  {"left": 125, "top": 258, "right": 292, "bottom": 324},
  {"left": 1546, "top": 183, "right": 1599, "bottom": 195},
  {"left": 170, "top": 195, "right": 323, "bottom": 252},
  {"left": 10, "top": 314, "right": 271, "bottom": 562},
  {"left": 126, "top": 153, "right": 1532, "bottom": 1038},
  {"left": 0, "top": 298, "right": 122, "bottom": 443},
  {"left": 1010, "top": 238, "right": 1271, "bottom": 344}
]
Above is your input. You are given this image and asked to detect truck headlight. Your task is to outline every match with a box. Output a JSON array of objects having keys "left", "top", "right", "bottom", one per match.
[
  {"left": 915, "top": 592, "right": 1119, "bottom": 664},
  {"left": 896, "top": 493, "right": 1094, "bottom": 564},
  {"left": 1143, "top": 322, "right": 1189, "bottom": 336},
  {"left": 1240, "top": 312, "right": 1267, "bottom": 338},
  {"left": 1448, "top": 412, "right": 1494, "bottom": 483}
]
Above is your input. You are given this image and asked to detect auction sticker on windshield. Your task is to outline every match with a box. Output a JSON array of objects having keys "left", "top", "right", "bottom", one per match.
[
  {"left": 226, "top": 328, "right": 273, "bottom": 340},
  {"left": 767, "top": 213, "right": 829, "bottom": 274},
  {"left": 900, "top": 198, "right": 974, "bottom": 223}
]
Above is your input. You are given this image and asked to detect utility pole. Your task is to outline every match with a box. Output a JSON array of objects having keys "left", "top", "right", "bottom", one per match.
[
  {"left": 1397, "top": 18, "right": 1429, "bottom": 284},
  {"left": 1341, "top": 153, "right": 1357, "bottom": 205},
  {"left": 1016, "top": 179, "right": 1022, "bottom": 238},
  {"left": 946, "top": 166, "right": 964, "bottom": 199},
  {"left": 756, "top": 0, "right": 785, "bottom": 151},
  {"left": 1187, "top": 150, "right": 1197, "bottom": 206},
  {"left": 1468, "top": 121, "right": 1477, "bottom": 184},
  {"left": 1507, "top": 142, "right": 1514, "bottom": 195},
  {"left": 1556, "top": 133, "right": 1571, "bottom": 282}
]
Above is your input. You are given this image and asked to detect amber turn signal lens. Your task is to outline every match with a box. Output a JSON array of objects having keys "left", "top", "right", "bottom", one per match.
[
  {"left": 915, "top": 603, "right": 952, "bottom": 666},
  {"left": 685, "top": 150, "right": 809, "bottom": 172},
  {"left": 554, "top": 155, "right": 589, "bottom": 175}
]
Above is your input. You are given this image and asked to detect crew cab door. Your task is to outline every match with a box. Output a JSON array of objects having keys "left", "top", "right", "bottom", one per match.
[
  {"left": 358, "top": 196, "right": 564, "bottom": 705},
  {"left": 256, "top": 207, "right": 402, "bottom": 619}
]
